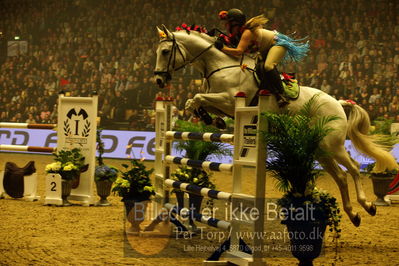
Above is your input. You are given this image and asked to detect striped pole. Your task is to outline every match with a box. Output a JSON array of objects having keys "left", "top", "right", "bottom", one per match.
[
  {"left": 165, "top": 179, "right": 232, "bottom": 201},
  {"left": 165, "top": 203, "right": 231, "bottom": 231},
  {"left": 166, "top": 131, "right": 234, "bottom": 144},
  {"left": 165, "top": 155, "right": 233, "bottom": 172},
  {"left": 0, "top": 122, "right": 56, "bottom": 130},
  {"left": 0, "top": 145, "right": 55, "bottom": 153}
]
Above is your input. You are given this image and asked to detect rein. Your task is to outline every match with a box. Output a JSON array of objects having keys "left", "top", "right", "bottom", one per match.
[
  {"left": 204, "top": 54, "right": 255, "bottom": 90},
  {"left": 175, "top": 43, "right": 213, "bottom": 71}
]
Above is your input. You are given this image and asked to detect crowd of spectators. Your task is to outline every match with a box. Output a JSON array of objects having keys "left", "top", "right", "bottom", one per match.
[{"left": 0, "top": 0, "right": 398, "bottom": 130}]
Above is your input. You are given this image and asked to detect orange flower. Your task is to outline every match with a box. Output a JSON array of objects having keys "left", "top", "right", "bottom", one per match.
[
  {"left": 218, "top": 11, "right": 228, "bottom": 19},
  {"left": 159, "top": 31, "right": 166, "bottom": 38}
]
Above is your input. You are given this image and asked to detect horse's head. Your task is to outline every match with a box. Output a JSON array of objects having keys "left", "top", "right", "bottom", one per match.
[{"left": 154, "top": 25, "right": 187, "bottom": 88}]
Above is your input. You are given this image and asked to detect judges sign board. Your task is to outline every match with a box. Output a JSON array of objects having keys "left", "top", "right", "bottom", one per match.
[
  {"left": 41, "top": 95, "right": 98, "bottom": 206},
  {"left": 57, "top": 95, "right": 98, "bottom": 205}
]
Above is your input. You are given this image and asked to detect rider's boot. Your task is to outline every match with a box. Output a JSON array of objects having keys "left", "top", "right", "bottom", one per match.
[{"left": 264, "top": 67, "right": 289, "bottom": 107}]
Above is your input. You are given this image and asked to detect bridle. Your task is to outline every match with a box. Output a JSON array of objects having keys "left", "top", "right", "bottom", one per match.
[
  {"left": 153, "top": 33, "right": 213, "bottom": 81},
  {"left": 154, "top": 32, "right": 255, "bottom": 88}
]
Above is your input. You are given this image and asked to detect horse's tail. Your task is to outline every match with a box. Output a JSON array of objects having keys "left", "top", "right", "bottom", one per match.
[{"left": 339, "top": 100, "right": 398, "bottom": 172}]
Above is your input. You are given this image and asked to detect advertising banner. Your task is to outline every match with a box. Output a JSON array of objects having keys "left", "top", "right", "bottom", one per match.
[{"left": 1, "top": 128, "right": 398, "bottom": 168}]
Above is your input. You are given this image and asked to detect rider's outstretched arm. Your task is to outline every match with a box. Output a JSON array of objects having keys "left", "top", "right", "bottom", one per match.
[{"left": 220, "top": 30, "right": 252, "bottom": 56}]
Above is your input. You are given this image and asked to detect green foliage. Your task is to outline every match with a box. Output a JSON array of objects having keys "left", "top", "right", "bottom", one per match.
[
  {"left": 261, "top": 94, "right": 341, "bottom": 238},
  {"left": 45, "top": 148, "right": 88, "bottom": 180},
  {"left": 171, "top": 166, "right": 215, "bottom": 189},
  {"left": 54, "top": 148, "right": 86, "bottom": 168},
  {"left": 278, "top": 188, "right": 341, "bottom": 237},
  {"left": 96, "top": 129, "right": 105, "bottom": 166},
  {"left": 261, "top": 95, "right": 339, "bottom": 194},
  {"left": 224, "top": 117, "right": 235, "bottom": 132},
  {"left": 372, "top": 117, "right": 394, "bottom": 135},
  {"left": 173, "top": 120, "right": 232, "bottom": 161},
  {"left": 94, "top": 129, "right": 118, "bottom": 182},
  {"left": 364, "top": 162, "right": 398, "bottom": 177},
  {"left": 370, "top": 118, "right": 398, "bottom": 149},
  {"left": 112, "top": 159, "right": 155, "bottom": 201}
]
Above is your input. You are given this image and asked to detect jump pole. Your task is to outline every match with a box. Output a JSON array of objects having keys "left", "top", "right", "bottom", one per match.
[
  {"left": 0, "top": 123, "right": 56, "bottom": 130},
  {"left": 0, "top": 145, "right": 55, "bottom": 153}
]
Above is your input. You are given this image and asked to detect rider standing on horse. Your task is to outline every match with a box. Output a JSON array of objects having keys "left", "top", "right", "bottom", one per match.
[{"left": 215, "top": 8, "right": 309, "bottom": 107}]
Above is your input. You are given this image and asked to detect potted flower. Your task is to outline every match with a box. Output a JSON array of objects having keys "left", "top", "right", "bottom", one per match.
[
  {"left": 95, "top": 129, "right": 118, "bottom": 206},
  {"left": 112, "top": 158, "right": 155, "bottom": 234},
  {"left": 367, "top": 118, "right": 399, "bottom": 206},
  {"left": 171, "top": 166, "right": 216, "bottom": 218},
  {"left": 261, "top": 96, "right": 341, "bottom": 265},
  {"left": 45, "top": 148, "right": 89, "bottom": 206},
  {"left": 171, "top": 120, "right": 231, "bottom": 218}
]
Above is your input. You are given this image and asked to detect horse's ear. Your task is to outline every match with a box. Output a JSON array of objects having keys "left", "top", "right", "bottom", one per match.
[
  {"left": 161, "top": 24, "right": 173, "bottom": 39},
  {"left": 157, "top": 26, "right": 167, "bottom": 40}
]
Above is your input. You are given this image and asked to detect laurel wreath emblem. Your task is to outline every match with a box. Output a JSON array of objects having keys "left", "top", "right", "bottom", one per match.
[
  {"left": 63, "top": 120, "right": 71, "bottom": 136},
  {"left": 82, "top": 120, "right": 91, "bottom": 137}
]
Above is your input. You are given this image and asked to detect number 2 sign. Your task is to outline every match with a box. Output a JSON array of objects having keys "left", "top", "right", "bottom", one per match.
[{"left": 44, "top": 174, "right": 62, "bottom": 205}]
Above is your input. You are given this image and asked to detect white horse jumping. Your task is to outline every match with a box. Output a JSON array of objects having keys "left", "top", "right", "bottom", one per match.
[{"left": 154, "top": 25, "right": 398, "bottom": 226}]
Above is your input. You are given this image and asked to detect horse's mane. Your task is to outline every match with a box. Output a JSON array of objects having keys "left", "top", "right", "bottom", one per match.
[
  {"left": 173, "top": 24, "right": 216, "bottom": 43},
  {"left": 173, "top": 30, "right": 215, "bottom": 44},
  {"left": 172, "top": 28, "right": 255, "bottom": 67}
]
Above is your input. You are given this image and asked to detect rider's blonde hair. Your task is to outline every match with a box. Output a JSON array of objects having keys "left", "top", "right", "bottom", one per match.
[{"left": 245, "top": 15, "right": 269, "bottom": 31}]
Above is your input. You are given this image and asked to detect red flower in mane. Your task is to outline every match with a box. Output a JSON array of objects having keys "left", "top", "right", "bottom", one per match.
[
  {"left": 346, "top": 99, "right": 356, "bottom": 105},
  {"left": 282, "top": 73, "right": 294, "bottom": 80},
  {"left": 175, "top": 23, "right": 207, "bottom": 34}
]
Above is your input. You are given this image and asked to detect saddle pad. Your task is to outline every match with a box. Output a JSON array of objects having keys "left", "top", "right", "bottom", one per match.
[
  {"left": 253, "top": 71, "right": 300, "bottom": 100},
  {"left": 283, "top": 79, "right": 300, "bottom": 99}
]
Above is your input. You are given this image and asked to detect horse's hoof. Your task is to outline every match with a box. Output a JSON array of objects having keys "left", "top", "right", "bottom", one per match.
[
  {"left": 214, "top": 117, "right": 226, "bottom": 129},
  {"left": 367, "top": 203, "right": 377, "bottom": 216},
  {"left": 352, "top": 213, "right": 361, "bottom": 227},
  {"left": 196, "top": 107, "right": 213, "bottom": 125}
]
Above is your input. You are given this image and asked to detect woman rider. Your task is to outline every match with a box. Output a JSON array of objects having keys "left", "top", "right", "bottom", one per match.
[{"left": 215, "top": 8, "right": 309, "bottom": 107}]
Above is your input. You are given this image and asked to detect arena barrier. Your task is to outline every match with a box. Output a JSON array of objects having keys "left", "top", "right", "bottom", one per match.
[
  {"left": 0, "top": 94, "right": 98, "bottom": 206},
  {"left": 144, "top": 91, "right": 276, "bottom": 265}
]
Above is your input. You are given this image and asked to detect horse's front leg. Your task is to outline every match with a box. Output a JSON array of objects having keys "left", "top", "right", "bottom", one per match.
[
  {"left": 186, "top": 92, "right": 234, "bottom": 116},
  {"left": 185, "top": 92, "right": 234, "bottom": 128}
]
